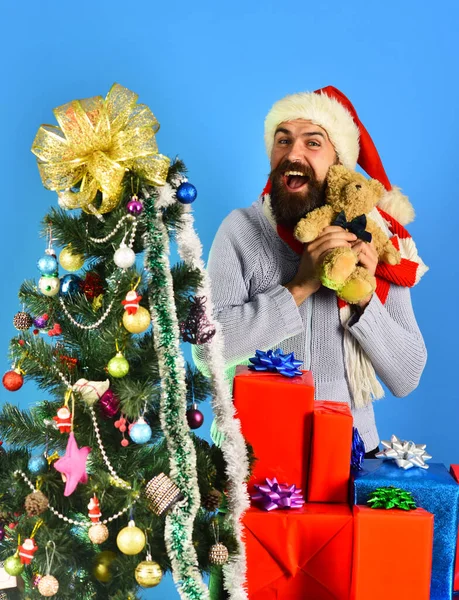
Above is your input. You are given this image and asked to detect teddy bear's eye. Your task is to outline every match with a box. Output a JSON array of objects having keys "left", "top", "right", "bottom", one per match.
[{"left": 355, "top": 184, "right": 362, "bottom": 190}]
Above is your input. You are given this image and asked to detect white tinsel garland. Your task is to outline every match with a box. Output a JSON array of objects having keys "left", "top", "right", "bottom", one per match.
[{"left": 159, "top": 180, "right": 250, "bottom": 600}]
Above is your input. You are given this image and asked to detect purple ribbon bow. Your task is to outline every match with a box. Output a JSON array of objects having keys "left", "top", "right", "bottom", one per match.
[{"left": 251, "top": 477, "right": 305, "bottom": 511}]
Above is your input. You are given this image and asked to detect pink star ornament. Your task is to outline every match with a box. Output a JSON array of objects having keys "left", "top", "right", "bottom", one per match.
[{"left": 54, "top": 432, "right": 91, "bottom": 496}]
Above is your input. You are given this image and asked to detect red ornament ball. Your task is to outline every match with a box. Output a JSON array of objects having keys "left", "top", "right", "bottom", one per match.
[
  {"left": 121, "top": 439, "right": 129, "bottom": 447},
  {"left": 2, "top": 370, "right": 24, "bottom": 391},
  {"left": 186, "top": 405, "right": 204, "bottom": 429}
]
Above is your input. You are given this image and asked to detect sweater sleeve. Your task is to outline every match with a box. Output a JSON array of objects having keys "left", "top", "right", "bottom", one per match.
[
  {"left": 346, "top": 285, "right": 427, "bottom": 397},
  {"left": 193, "top": 210, "right": 304, "bottom": 373}
]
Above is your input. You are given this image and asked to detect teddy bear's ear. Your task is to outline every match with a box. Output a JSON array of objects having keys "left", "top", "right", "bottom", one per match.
[
  {"left": 326, "top": 165, "right": 354, "bottom": 203},
  {"left": 327, "top": 164, "right": 353, "bottom": 182},
  {"left": 367, "top": 177, "right": 386, "bottom": 199}
]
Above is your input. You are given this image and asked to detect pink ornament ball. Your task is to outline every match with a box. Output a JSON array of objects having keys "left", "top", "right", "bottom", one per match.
[{"left": 99, "top": 389, "right": 120, "bottom": 419}]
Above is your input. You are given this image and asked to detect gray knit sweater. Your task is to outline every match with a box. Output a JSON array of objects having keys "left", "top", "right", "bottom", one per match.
[{"left": 193, "top": 197, "right": 427, "bottom": 451}]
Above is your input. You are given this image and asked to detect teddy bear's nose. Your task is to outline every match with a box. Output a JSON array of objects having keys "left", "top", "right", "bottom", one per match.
[{"left": 355, "top": 184, "right": 362, "bottom": 189}]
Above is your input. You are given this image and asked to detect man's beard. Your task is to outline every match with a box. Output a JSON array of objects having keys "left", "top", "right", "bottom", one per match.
[{"left": 269, "top": 160, "right": 328, "bottom": 229}]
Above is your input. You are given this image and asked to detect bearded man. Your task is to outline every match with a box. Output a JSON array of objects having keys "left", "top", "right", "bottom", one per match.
[{"left": 194, "top": 86, "right": 427, "bottom": 456}]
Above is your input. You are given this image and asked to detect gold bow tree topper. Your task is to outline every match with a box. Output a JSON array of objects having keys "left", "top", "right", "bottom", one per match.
[{"left": 31, "top": 83, "right": 170, "bottom": 214}]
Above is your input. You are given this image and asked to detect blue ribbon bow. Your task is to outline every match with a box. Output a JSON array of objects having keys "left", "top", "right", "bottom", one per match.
[{"left": 248, "top": 349, "right": 303, "bottom": 377}]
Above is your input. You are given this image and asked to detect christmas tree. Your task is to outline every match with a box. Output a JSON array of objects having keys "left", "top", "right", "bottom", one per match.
[{"left": 0, "top": 84, "right": 250, "bottom": 600}]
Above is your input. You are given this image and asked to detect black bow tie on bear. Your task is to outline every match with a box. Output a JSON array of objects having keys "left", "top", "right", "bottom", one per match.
[{"left": 332, "top": 211, "right": 372, "bottom": 243}]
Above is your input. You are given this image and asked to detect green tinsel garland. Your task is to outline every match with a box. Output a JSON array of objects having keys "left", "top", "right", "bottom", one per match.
[{"left": 144, "top": 190, "right": 208, "bottom": 600}]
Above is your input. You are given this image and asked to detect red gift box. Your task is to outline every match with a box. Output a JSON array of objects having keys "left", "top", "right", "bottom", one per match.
[
  {"left": 233, "top": 366, "right": 314, "bottom": 494},
  {"left": 351, "top": 505, "right": 434, "bottom": 600},
  {"left": 243, "top": 503, "right": 353, "bottom": 599},
  {"left": 307, "top": 401, "right": 353, "bottom": 503},
  {"left": 449, "top": 464, "right": 459, "bottom": 591}
]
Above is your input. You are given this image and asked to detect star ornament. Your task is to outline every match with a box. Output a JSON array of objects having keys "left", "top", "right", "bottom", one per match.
[
  {"left": 53, "top": 432, "right": 91, "bottom": 495},
  {"left": 376, "top": 434, "right": 432, "bottom": 470}
]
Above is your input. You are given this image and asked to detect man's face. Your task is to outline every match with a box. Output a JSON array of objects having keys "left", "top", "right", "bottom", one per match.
[{"left": 269, "top": 119, "right": 338, "bottom": 228}]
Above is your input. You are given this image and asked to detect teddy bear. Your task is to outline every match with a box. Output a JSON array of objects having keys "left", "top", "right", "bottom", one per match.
[{"left": 294, "top": 165, "right": 401, "bottom": 304}]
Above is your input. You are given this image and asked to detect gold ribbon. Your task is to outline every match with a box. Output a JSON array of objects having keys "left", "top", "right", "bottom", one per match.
[{"left": 31, "top": 83, "right": 170, "bottom": 214}]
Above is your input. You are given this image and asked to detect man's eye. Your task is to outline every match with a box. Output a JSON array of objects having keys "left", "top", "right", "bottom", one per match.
[
  {"left": 308, "top": 140, "right": 320, "bottom": 147},
  {"left": 277, "top": 138, "right": 290, "bottom": 145}
]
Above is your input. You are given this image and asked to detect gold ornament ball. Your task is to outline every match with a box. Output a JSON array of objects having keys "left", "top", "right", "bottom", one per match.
[
  {"left": 135, "top": 559, "right": 162, "bottom": 588},
  {"left": 37, "top": 575, "right": 59, "bottom": 597},
  {"left": 59, "top": 246, "right": 85, "bottom": 272},
  {"left": 116, "top": 520, "right": 146, "bottom": 555},
  {"left": 122, "top": 307, "right": 151, "bottom": 334},
  {"left": 88, "top": 523, "right": 109, "bottom": 544},
  {"left": 209, "top": 542, "right": 229, "bottom": 566},
  {"left": 92, "top": 562, "right": 111, "bottom": 583},
  {"left": 96, "top": 550, "right": 117, "bottom": 566}
]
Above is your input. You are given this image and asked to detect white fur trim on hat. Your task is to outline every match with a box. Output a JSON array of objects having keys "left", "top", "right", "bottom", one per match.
[
  {"left": 264, "top": 91, "right": 360, "bottom": 169},
  {"left": 377, "top": 187, "right": 415, "bottom": 226}
]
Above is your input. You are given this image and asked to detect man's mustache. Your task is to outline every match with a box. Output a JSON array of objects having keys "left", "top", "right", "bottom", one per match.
[{"left": 270, "top": 160, "right": 316, "bottom": 181}]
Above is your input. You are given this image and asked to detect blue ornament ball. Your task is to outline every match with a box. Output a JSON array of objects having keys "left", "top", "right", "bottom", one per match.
[
  {"left": 129, "top": 418, "right": 152, "bottom": 444},
  {"left": 28, "top": 454, "right": 48, "bottom": 474},
  {"left": 37, "top": 254, "right": 58, "bottom": 276},
  {"left": 60, "top": 274, "right": 83, "bottom": 297},
  {"left": 176, "top": 182, "right": 197, "bottom": 204}
]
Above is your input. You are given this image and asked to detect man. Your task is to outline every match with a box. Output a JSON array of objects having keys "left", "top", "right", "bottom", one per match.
[{"left": 194, "top": 86, "right": 427, "bottom": 456}]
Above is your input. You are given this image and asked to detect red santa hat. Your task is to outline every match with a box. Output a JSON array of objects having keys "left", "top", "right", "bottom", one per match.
[{"left": 264, "top": 86, "right": 415, "bottom": 226}]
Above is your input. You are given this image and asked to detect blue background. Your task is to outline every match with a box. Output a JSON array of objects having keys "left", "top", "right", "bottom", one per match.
[{"left": 1, "top": 1, "right": 457, "bottom": 598}]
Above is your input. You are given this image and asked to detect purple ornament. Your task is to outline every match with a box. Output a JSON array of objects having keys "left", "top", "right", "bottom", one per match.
[
  {"left": 186, "top": 404, "right": 204, "bottom": 429},
  {"left": 33, "top": 314, "right": 49, "bottom": 329},
  {"left": 127, "top": 195, "right": 144, "bottom": 216},
  {"left": 0, "top": 523, "right": 5, "bottom": 541},
  {"left": 98, "top": 389, "right": 120, "bottom": 419}
]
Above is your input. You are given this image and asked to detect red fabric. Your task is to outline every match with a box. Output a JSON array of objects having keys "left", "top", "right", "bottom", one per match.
[
  {"left": 233, "top": 366, "right": 314, "bottom": 495},
  {"left": 276, "top": 223, "right": 304, "bottom": 255},
  {"left": 351, "top": 506, "right": 433, "bottom": 599},
  {"left": 244, "top": 504, "right": 353, "bottom": 600},
  {"left": 377, "top": 208, "right": 412, "bottom": 240},
  {"left": 314, "top": 86, "right": 392, "bottom": 191},
  {"left": 449, "top": 465, "right": 459, "bottom": 591},
  {"left": 308, "top": 401, "right": 353, "bottom": 503}
]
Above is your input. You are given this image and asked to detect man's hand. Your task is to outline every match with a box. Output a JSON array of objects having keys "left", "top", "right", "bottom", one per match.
[
  {"left": 284, "top": 226, "right": 357, "bottom": 306},
  {"left": 351, "top": 239, "right": 378, "bottom": 309}
]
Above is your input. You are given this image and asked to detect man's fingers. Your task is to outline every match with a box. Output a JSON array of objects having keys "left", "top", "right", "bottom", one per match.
[
  {"left": 309, "top": 231, "right": 357, "bottom": 252},
  {"left": 320, "top": 226, "right": 355, "bottom": 235},
  {"left": 311, "top": 240, "right": 354, "bottom": 261}
]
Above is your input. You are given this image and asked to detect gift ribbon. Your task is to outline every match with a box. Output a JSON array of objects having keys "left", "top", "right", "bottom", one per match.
[
  {"left": 251, "top": 477, "right": 305, "bottom": 511},
  {"left": 248, "top": 349, "right": 303, "bottom": 377},
  {"left": 332, "top": 210, "right": 372, "bottom": 243},
  {"left": 31, "top": 83, "right": 170, "bottom": 215},
  {"left": 376, "top": 434, "right": 432, "bottom": 470},
  {"left": 351, "top": 427, "right": 365, "bottom": 471},
  {"left": 367, "top": 486, "right": 417, "bottom": 510}
]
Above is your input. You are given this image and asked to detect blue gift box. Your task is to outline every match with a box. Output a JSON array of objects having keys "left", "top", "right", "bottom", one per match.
[{"left": 352, "top": 460, "right": 459, "bottom": 600}]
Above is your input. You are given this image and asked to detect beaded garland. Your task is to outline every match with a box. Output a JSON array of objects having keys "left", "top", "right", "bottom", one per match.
[{"left": 14, "top": 470, "right": 138, "bottom": 528}]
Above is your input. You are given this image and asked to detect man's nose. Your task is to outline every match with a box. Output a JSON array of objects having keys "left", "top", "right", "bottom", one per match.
[{"left": 286, "top": 139, "right": 306, "bottom": 163}]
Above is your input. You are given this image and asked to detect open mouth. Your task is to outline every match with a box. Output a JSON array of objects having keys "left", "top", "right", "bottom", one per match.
[{"left": 282, "top": 170, "right": 310, "bottom": 192}]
